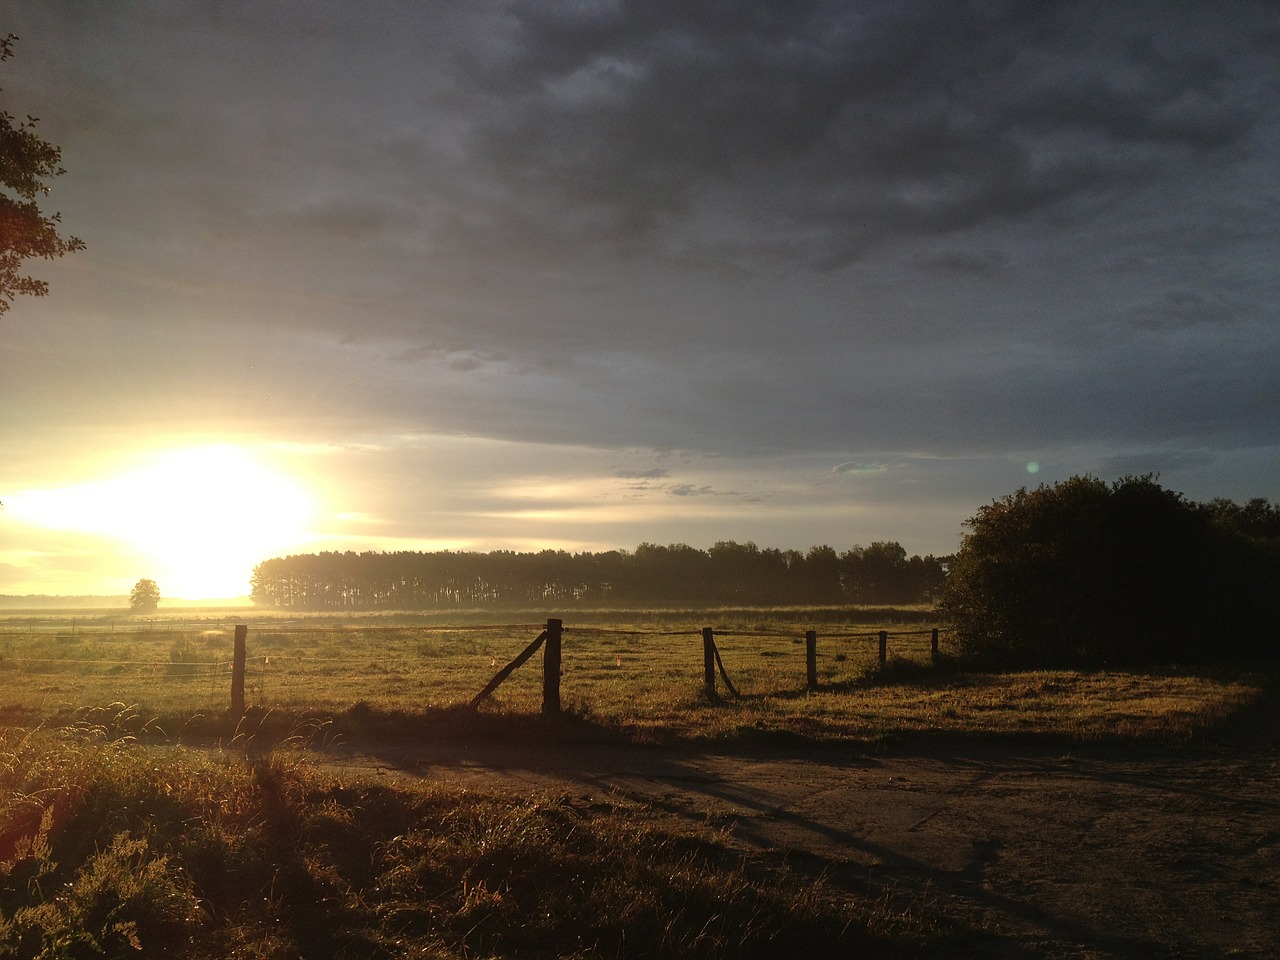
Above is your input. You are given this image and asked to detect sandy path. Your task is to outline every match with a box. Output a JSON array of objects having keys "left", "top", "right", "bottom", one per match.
[{"left": 310, "top": 733, "right": 1280, "bottom": 959}]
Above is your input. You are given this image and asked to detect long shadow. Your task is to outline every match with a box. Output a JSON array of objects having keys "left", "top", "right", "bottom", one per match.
[
  {"left": 181, "top": 673, "right": 1280, "bottom": 959},
  {"left": 319, "top": 733, "right": 1261, "bottom": 960}
]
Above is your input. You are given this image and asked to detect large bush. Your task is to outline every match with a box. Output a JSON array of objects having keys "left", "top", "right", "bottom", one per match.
[{"left": 941, "top": 476, "right": 1279, "bottom": 667}]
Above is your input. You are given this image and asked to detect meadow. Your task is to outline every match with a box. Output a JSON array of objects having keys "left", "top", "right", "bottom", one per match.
[
  {"left": 2, "top": 606, "right": 1275, "bottom": 958},
  {"left": 0, "top": 606, "right": 1264, "bottom": 746}
]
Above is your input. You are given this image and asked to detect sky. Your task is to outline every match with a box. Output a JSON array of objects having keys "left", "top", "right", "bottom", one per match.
[{"left": 1, "top": 0, "right": 1277, "bottom": 599}]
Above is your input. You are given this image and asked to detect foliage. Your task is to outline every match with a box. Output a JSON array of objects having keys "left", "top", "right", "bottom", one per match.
[
  {"left": 0, "top": 832, "right": 200, "bottom": 958},
  {"left": 250, "top": 540, "right": 948, "bottom": 610},
  {"left": 0, "top": 35, "right": 84, "bottom": 315},
  {"left": 941, "top": 476, "right": 1280, "bottom": 667},
  {"left": 0, "top": 730, "right": 926, "bottom": 958},
  {"left": 129, "top": 579, "right": 160, "bottom": 614}
]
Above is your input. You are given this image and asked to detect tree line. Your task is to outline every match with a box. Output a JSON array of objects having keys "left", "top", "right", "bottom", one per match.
[{"left": 249, "top": 540, "right": 948, "bottom": 610}]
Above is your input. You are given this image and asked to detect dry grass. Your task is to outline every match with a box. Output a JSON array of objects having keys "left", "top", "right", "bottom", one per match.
[
  {"left": 0, "top": 724, "right": 933, "bottom": 958},
  {"left": 0, "top": 608, "right": 1272, "bottom": 957},
  {"left": 0, "top": 609, "right": 1270, "bottom": 748}
]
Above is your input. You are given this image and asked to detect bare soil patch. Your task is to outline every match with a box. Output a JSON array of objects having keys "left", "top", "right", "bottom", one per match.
[{"left": 312, "top": 715, "right": 1280, "bottom": 959}]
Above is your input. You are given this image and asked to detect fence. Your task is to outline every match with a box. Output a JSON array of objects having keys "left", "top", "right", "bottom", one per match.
[{"left": 0, "top": 615, "right": 946, "bottom": 719}]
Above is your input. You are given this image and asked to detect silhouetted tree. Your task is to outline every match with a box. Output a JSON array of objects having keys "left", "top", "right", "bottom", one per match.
[
  {"left": 941, "top": 476, "right": 1279, "bottom": 667},
  {"left": 0, "top": 35, "right": 84, "bottom": 315},
  {"left": 248, "top": 540, "right": 948, "bottom": 611},
  {"left": 801, "top": 545, "right": 841, "bottom": 603},
  {"left": 129, "top": 578, "right": 160, "bottom": 614}
]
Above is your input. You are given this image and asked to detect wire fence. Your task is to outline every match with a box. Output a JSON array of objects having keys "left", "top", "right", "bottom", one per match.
[{"left": 0, "top": 615, "right": 948, "bottom": 717}]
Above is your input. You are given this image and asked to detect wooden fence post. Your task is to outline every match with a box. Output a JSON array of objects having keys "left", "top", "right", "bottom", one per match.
[
  {"left": 806, "top": 630, "right": 817, "bottom": 691},
  {"left": 931, "top": 627, "right": 939, "bottom": 661},
  {"left": 702, "top": 627, "right": 716, "bottom": 700},
  {"left": 543, "top": 617, "right": 562, "bottom": 716},
  {"left": 469, "top": 629, "right": 547, "bottom": 709},
  {"left": 878, "top": 630, "right": 887, "bottom": 667},
  {"left": 231, "top": 624, "right": 247, "bottom": 714}
]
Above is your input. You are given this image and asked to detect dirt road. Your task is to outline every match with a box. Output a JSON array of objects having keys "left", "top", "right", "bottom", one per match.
[{"left": 312, "top": 727, "right": 1280, "bottom": 959}]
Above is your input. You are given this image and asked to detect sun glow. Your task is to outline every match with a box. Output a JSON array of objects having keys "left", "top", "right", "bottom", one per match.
[{"left": 7, "top": 445, "right": 318, "bottom": 598}]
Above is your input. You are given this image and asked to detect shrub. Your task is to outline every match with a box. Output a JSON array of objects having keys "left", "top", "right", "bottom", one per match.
[{"left": 941, "top": 475, "right": 1279, "bottom": 668}]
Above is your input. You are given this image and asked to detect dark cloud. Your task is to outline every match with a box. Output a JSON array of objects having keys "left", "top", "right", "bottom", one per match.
[
  {"left": 415, "top": 0, "right": 1271, "bottom": 272},
  {"left": 915, "top": 249, "right": 1008, "bottom": 278},
  {"left": 1128, "top": 290, "right": 1224, "bottom": 331},
  {"left": 4, "top": 0, "right": 1277, "bottom": 480},
  {"left": 1101, "top": 450, "right": 1219, "bottom": 475}
]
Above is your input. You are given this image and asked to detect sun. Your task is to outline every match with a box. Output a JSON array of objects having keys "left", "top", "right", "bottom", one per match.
[{"left": 8, "top": 445, "right": 318, "bottom": 598}]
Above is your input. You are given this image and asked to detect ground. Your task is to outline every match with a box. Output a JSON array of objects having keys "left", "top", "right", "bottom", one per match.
[{"left": 314, "top": 716, "right": 1280, "bottom": 959}]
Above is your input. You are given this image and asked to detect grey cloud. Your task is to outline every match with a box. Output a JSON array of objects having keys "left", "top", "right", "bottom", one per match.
[
  {"left": 386, "top": 344, "right": 439, "bottom": 364},
  {"left": 916, "top": 249, "right": 1008, "bottom": 278},
  {"left": 614, "top": 468, "right": 670, "bottom": 479},
  {"left": 8, "top": 0, "right": 1278, "bottom": 474},
  {"left": 385, "top": 346, "right": 495, "bottom": 373},
  {"left": 28, "top": 1, "right": 1275, "bottom": 346},
  {"left": 912, "top": 341, "right": 1280, "bottom": 455},
  {"left": 267, "top": 201, "right": 417, "bottom": 243},
  {"left": 1006, "top": 64, "right": 1254, "bottom": 152},
  {"left": 443, "top": 354, "right": 488, "bottom": 373},
  {"left": 668, "top": 484, "right": 715, "bottom": 497},
  {"left": 832, "top": 461, "right": 891, "bottom": 475},
  {"left": 423, "top": 0, "right": 1268, "bottom": 270},
  {"left": 337, "top": 312, "right": 1280, "bottom": 461},
  {"left": 1128, "top": 290, "right": 1224, "bottom": 331}
]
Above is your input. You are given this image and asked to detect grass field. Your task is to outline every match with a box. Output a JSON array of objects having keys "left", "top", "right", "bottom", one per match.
[
  {"left": 2, "top": 606, "right": 1275, "bottom": 958},
  {"left": 0, "top": 606, "right": 1267, "bottom": 746}
]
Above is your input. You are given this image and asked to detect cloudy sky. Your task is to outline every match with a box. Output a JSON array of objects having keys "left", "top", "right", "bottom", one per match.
[{"left": 1, "top": 0, "right": 1277, "bottom": 598}]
